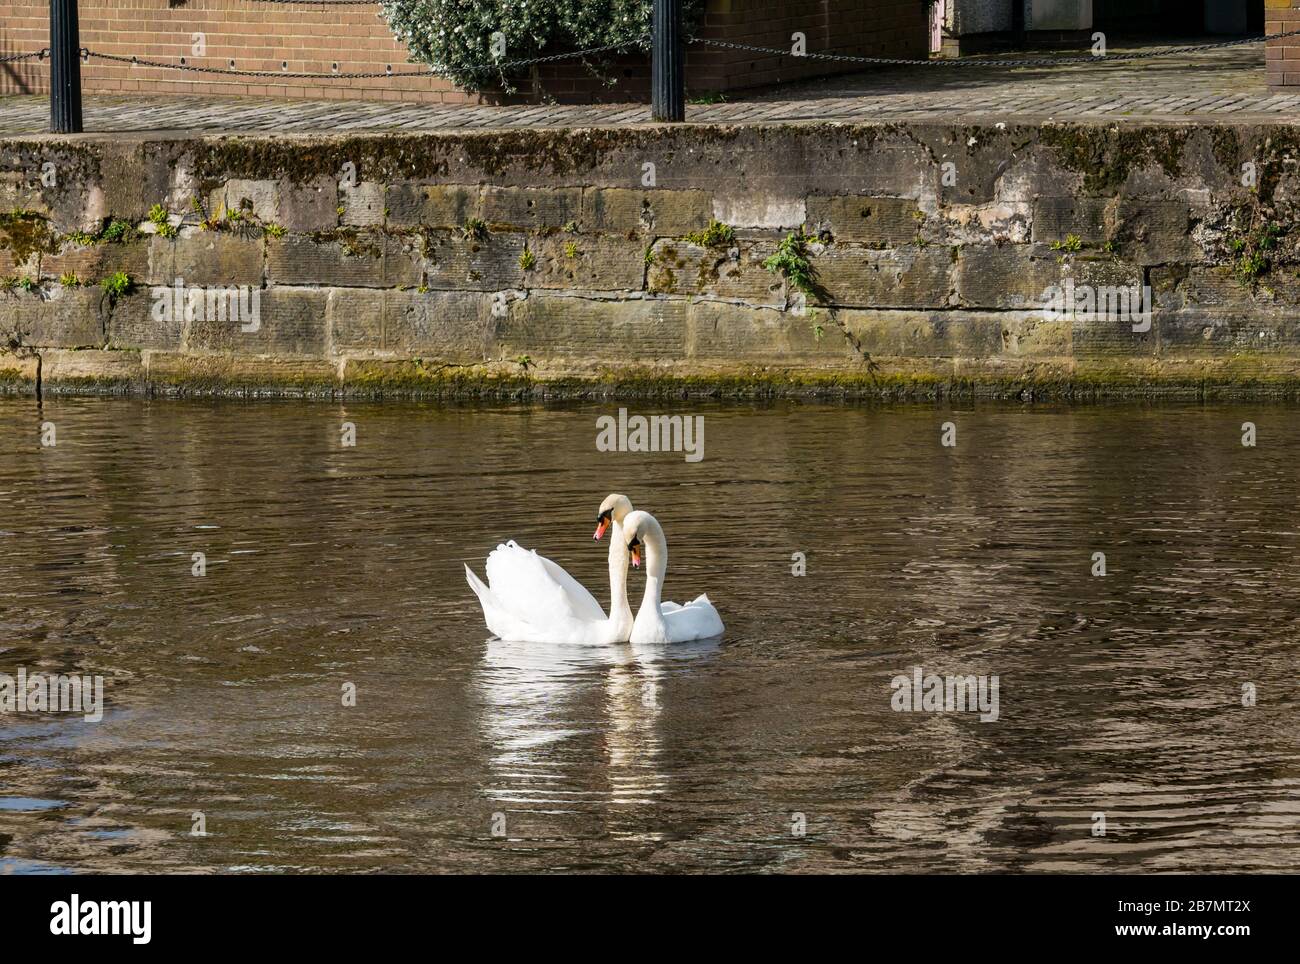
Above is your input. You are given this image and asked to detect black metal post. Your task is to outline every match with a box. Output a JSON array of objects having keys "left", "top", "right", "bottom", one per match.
[
  {"left": 651, "top": 0, "right": 684, "bottom": 122},
  {"left": 50, "top": 0, "right": 83, "bottom": 133}
]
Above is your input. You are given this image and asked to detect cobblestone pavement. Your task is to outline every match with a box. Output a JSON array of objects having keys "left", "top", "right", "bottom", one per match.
[{"left": 1, "top": 40, "right": 1295, "bottom": 136}]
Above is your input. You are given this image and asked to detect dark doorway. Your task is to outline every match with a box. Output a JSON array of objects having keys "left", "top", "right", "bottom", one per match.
[{"left": 1095, "top": 0, "right": 1263, "bottom": 35}]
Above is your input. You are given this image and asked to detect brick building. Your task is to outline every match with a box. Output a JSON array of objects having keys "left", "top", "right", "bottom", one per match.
[
  {"left": 0, "top": 0, "right": 927, "bottom": 105},
  {"left": 1270, "top": 0, "right": 1300, "bottom": 87}
]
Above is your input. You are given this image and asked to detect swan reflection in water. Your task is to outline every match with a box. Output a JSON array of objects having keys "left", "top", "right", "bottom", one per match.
[{"left": 475, "top": 636, "right": 720, "bottom": 835}]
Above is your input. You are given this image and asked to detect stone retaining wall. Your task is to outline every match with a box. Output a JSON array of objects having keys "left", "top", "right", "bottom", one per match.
[{"left": 2, "top": 120, "right": 1299, "bottom": 399}]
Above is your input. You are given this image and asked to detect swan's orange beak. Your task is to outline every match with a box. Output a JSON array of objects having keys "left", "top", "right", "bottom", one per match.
[
  {"left": 630, "top": 543, "right": 642, "bottom": 568},
  {"left": 594, "top": 519, "right": 609, "bottom": 540}
]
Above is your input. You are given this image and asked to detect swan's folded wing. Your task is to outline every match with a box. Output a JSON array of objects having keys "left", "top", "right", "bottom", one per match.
[
  {"left": 484, "top": 541, "right": 605, "bottom": 629},
  {"left": 537, "top": 554, "right": 606, "bottom": 622},
  {"left": 662, "top": 593, "right": 725, "bottom": 641}
]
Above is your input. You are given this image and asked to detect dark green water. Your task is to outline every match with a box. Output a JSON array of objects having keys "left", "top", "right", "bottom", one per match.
[{"left": 0, "top": 397, "right": 1297, "bottom": 873}]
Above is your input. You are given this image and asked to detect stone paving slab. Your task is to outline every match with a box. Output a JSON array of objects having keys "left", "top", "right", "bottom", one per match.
[{"left": 0, "top": 40, "right": 1294, "bottom": 136}]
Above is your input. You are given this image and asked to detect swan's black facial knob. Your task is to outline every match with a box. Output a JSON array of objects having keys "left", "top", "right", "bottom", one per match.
[
  {"left": 628, "top": 536, "right": 643, "bottom": 568},
  {"left": 594, "top": 510, "right": 611, "bottom": 541}
]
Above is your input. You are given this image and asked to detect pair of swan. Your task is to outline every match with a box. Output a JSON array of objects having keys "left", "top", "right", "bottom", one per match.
[{"left": 465, "top": 494, "right": 724, "bottom": 645}]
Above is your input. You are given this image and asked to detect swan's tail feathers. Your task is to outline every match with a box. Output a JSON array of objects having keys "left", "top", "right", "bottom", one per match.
[
  {"left": 465, "top": 563, "right": 490, "bottom": 599},
  {"left": 465, "top": 563, "right": 512, "bottom": 639}
]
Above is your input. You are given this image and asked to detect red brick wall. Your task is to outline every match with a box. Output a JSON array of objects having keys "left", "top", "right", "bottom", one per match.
[
  {"left": 690, "top": 0, "right": 926, "bottom": 93},
  {"left": 0, "top": 0, "right": 927, "bottom": 104},
  {"left": 1267, "top": 0, "right": 1300, "bottom": 87}
]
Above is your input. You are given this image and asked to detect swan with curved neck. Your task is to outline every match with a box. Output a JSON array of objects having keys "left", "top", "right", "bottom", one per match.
[
  {"left": 593, "top": 493, "right": 635, "bottom": 643},
  {"left": 465, "top": 493, "right": 640, "bottom": 645},
  {"left": 623, "top": 509, "right": 724, "bottom": 644}
]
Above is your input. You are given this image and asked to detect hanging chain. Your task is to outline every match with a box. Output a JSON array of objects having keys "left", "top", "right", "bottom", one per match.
[
  {"left": 0, "top": 48, "right": 48, "bottom": 64},
  {"left": 691, "top": 29, "right": 1300, "bottom": 69},
  {"left": 78, "top": 40, "right": 643, "bottom": 79}
]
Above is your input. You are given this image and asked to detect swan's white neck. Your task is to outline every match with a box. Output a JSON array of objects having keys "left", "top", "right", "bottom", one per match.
[
  {"left": 635, "top": 518, "right": 668, "bottom": 636},
  {"left": 608, "top": 518, "right": 634, "bottom": 637}
]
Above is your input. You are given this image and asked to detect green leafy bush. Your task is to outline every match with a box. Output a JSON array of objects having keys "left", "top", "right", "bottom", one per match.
[{"left": 378, "top": 0, "right": 699, "bottom": 91}]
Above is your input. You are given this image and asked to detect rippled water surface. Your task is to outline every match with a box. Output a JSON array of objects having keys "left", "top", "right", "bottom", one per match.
[{"left": 1, "top": 397, "right": 1298, "bottom": 874}]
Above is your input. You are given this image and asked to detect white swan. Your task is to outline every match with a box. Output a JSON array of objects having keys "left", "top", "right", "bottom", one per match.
[
  {"left": 593, "top": 493, "right": 635, "bottom": 643},
  {"left": 464, "top": 494, "right": 637, "bottom": 645},
  {"left": 623, "top": 510, "right": 725, "bottom": 644}
]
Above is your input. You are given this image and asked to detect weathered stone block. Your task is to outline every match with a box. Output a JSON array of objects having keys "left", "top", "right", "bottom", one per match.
[
  {"left": 328, "top": 287, "right": 491, "bottom": 359},
  {"left": 212, "top": 179, "right": 278, "bottom": 222},
  {"left": 341, "top": 182, "right": 386, "bottom": 227},
  {"left": 647, "top": 240, "right": 782, "bottom": 305},
  {"left": 813, "top": 141, "right": 935, "bottom": 200},
  {"left": 712, "top": 195, "right": 806, "bottom": 231},
  {"left": 0, "top": 287, "right": 103, "bottom": 347},
  {"left": 267, "top": 233, "right": 420, "bottom": 287},
  {"left": 999, "top": 312, "right": 1073, "bottom": 358},
  {"left": 956, "top": 246, "right": 1143, "bottom": 310},
  {"left": 327, "top": 287, "right": 384, "bottom": 351},
  {"left": 106, "top": 288, "right": 184, "bottom": 350},
  {"left": 97, "top": 141, "right": 175, "bottom": 224},
  {"left": 1113, "top": 199, "right": 1200, "bottom": 266},
  {"left": 581, "top": 189, "right": 712, "bottom": 236},
  {"left": 1072, "top": 314, "right": 1159, "bottom": 359},
  {"left": 386, "top": 289, "right": 493, "bottom": 357},
  {"left": 807, "top": 196, "right": 923, "bottom": 244},
  {"left": 1151, "top": 264, "right": 1300, "bottom": 314},
  {"left": 42, "top": 239, "right": 150, "bottom": 286},
  {"left": 481, "top": 187, "right": 581, "bottom": 230},
  {"left": 1155, "top": 309, "right": 1300, "bottom": 356},
  {"left": 528, "top": 234, "right": 645, "bottom": 291},
  {"left": 934, "top": 203, "right": 1032, "bottom": 246},
  {"left": 685, "top": 300, "right": 859, "bottom": 367},
  {"left": 1031, "top": 197, "right": 1111, "bottom": 244},
  {"left": 277, "top": 176, "right": 338, "bottom": 232},
  {"left": 838, "top": 310, "right": 1004, "bottom": 359},
  {"left": 495, "top": 293, "right": 687, "bottom": 361},
  {"left": 41, "top": 348, "right": 146, "bottom": 391},
  {"left": 814, "top": 244, "right": 956, "bottom": 309},
  {"left": 148, "top": 231, "right": 263, "bottom": 286},
  {"left": 146, "top": 352, "right": 337, "bottom": 395},
  {"left": 186, "top": 287, "right": 327, "bottom": 355},
  {"left": 0, "top": 350, "right": 39, "bottom": 388},
  {"left": 386, "top": 184, "right": 482, "bottom": 229},
  {"left": 421, "top": 230, "right": 524, "bottom": 291},
  {"left": 0, "top": 211, "right": 57, "bottom": 272},
  {"left": 0, "top": 171, "right": 48, "bottom": 223}
]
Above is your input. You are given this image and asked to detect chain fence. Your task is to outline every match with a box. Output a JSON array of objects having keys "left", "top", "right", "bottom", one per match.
[
  {"left": 691, "top": 29, "right": 1300, "bottom": 68},
  {"left": 80, "top": 42, "right": 642, "bottom": 79},
  {"left": 3, "top": 28, "right": 1297, "bottom": 83}
]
